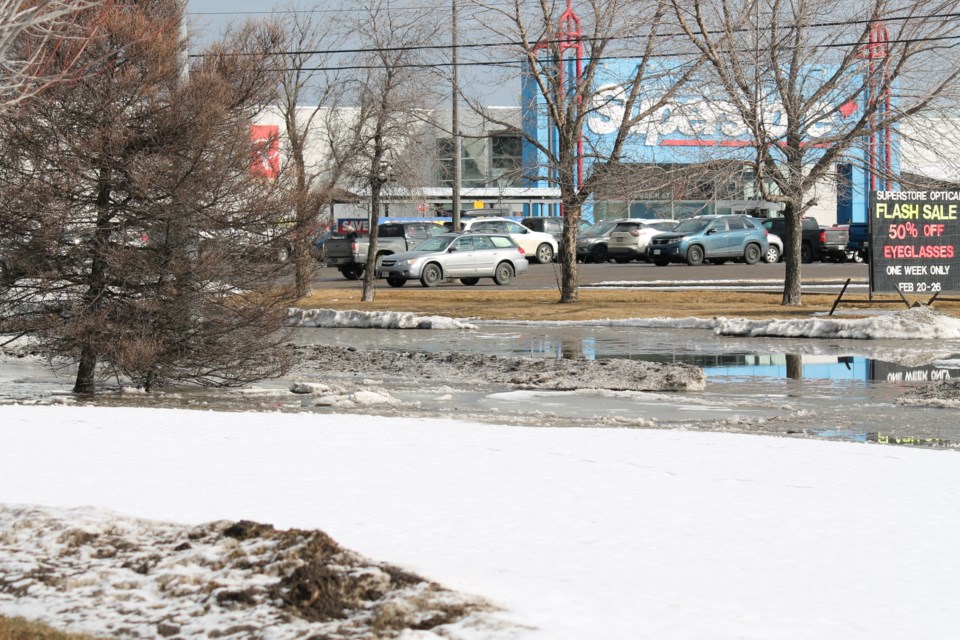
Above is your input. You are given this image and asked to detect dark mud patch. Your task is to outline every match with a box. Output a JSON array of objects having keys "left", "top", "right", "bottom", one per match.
[{"left": 293, "top": 344, "right": 705, "bottom": 392}]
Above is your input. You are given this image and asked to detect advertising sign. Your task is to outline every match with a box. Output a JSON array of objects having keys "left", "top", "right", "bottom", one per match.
[
  {"left": 869, "top": 191, "right": 960, "bottom": 294},
  {"left": 336, "top": 219, "right": 370, "bottom": 234}
]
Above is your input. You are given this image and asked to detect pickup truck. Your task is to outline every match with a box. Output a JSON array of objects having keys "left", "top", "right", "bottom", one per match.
[
  {"left": 325, "top": 221, "right": 445, "bottom": 279},
  {"left": 756, "top": 216, "right": 847, "bottom": 262},
  {"left": 846, "top": 222, "right": 869, "bottom": 262}
]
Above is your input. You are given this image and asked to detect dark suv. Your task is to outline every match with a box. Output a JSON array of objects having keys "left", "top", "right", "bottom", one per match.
[
  {"left": 520, "top": 216, "right": 564, "bottom": 241},
  {"left": 520, "top": 216, "right": 591, "bottom": 250}
]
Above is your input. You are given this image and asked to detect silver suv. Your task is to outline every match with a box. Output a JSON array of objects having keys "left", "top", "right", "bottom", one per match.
[{"left": 606, "top": 219, "right": 678, "bottom": 263}]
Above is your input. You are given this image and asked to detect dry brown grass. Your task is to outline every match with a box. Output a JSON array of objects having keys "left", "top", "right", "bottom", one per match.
[
  {"left": 0, "top": 617, "right": 104, "bottom": 640},
  {"left": 299, "top": 288, "right": 960, "bottom": 321}
]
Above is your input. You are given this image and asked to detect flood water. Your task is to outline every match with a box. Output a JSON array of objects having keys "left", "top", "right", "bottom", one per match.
[
  {"left": 286, "top": 323, "right": 960, "bottom": 448},
  {"left": 4, "top": 322, "right": 960, "bottom": 449}
]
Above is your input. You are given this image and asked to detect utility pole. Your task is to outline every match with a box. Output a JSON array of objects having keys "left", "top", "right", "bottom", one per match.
[{"left": 451, "top": 0, "right": 461, "bottom": 231}]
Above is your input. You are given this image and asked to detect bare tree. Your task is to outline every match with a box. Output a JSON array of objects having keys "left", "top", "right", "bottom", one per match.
[
  {"left": 0, "top": 0, "right": 293, "bottom": 394},
  {"left": 344, "top": 0, "right": 439, "bottom": 302},
  {"left": 1, "top": 0, "right": 112, "bottom": 111},
  {"left": 459, "top": 0, "right": 702, "bottom": 303},
  {"left": 274, "top": 5, "right": 360, "bottom": 299},
  {"left": 671, "top": 0, "right": 960, "bottom": 305}
]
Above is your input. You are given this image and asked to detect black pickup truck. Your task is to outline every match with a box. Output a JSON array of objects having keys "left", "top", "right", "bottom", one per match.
[
  {"left": 846, "top": 222, "right": 869, "bottom": 262},
  {"left": 756, "top": 216, "right": 848, "bottom": 262}
]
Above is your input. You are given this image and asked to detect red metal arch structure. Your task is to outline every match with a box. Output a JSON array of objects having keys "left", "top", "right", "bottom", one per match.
[
  {"left": 859, "top": 22, "right": 892, "bottom": 192},
  {"left": 533, "top": 0, "right": 586, "bottom": 194}
]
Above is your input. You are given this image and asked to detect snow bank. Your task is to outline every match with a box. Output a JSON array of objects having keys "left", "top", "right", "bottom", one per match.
[
  {"left": 4, "top": 405, "right": 960, "bottom": 639},
  {"left": 286, "top": 306, "right": 960, "bottom": 340},
  {"left": 479, "top": 316, "right": 718, "bottom": 329},
  {"left": 288, "top": 308, "right": 477, "bottom": 330},
  {"left": 717, "top": 306, "right": 960, "bottom": 339}
]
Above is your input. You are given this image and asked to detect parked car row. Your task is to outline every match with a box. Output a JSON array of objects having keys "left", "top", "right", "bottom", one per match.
[
  {"left": 573, "top": 214, "right": 855, "bottom": 266},
  {"left": 318, "top": 214, "right": 858, "bottom": 283}
]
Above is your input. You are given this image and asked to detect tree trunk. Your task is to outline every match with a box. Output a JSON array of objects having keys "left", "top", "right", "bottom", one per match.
[
  {"left": 781, "top": 200, "right": 803, "bottom": 306},
  {"left": 293, "top": 190, "right": 312, "bottom": 299},
  {"left": 73, "top": 345, "right": 97, "bottom": 394},
  {"left": 559, "top": 201, "right": 580, "bottom": 303},
  {"left": 361, "top": 179, "right": 381, "bottom": 302}
]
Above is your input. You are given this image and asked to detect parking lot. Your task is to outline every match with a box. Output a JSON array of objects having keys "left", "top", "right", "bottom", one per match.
[{"left": 313, "top": 259, "right": 869, "bottom": 291}]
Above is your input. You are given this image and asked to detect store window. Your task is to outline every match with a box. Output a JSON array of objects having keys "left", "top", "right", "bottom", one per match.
[{"left": 491, "top": 134, "right": 522, "bottom": 187}]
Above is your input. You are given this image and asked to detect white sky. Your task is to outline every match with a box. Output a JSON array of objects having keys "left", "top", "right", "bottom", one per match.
[
  {"left": 2, "top": 404, "right": 960, "bottom": 638},
  {"left": 185, "top": 0, "right": 521, "bottom": 106}
]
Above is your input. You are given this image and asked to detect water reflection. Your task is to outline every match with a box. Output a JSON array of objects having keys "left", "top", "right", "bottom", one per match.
[
  {"left": 507, "top": 333, "right": 960, "bottom": 384},
  {"left": 814, "top": 429, "right": 960, "bottom": 449}
]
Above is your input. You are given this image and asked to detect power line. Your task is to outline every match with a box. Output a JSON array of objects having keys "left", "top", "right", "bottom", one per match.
[{"left": 188, "top": 10, "right": 960, "bottom": 60}]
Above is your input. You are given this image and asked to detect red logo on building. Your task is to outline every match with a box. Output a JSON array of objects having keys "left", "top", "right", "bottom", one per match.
[{"left": 250, "top": 125, "right": 280, "bottom": 179}]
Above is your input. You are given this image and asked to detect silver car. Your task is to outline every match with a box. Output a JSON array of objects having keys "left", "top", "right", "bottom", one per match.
[{"left": 377, "top": 232, "right": 529, "bottom": 288}]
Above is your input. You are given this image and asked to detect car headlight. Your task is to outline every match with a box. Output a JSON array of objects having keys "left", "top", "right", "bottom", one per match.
[{"left": 396, "top": 258, "right": 418, "bottom": 267}]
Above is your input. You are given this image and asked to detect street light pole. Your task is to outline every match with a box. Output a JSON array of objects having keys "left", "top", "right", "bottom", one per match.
[{"left": 451, "top": 0, "right": 462, "bottom": 231}]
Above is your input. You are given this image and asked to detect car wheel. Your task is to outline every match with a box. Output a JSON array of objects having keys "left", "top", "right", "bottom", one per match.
[
  {"left": 590, "top": 244, "right": 608, "bottom": 263},
  {"left": 341, "top": 265, "right": 363, "bottom": 280},
  {"left": 801, "top": 242, "right": 814, "bottom": 263},
  {"left": 764, "top": 245, "right": 781, "bottom": 264},
  {"left": 419, "top": 263, "right": 443, "bottom": 287},
  {"left": 460, "top": 277, "right": 479, "bottom": 286},
  {"left": 386, "top": 276, "right": 406, "bottom": 288},
  {"left": 685, "top": 245, "right": 704, "bottom": 266},
  {"left": 493, "top": 261, "right": 514, "bottom": 285},
  {"left": 653, "top": 259, "right": 670, "bottom": 267},
  {"left": 744, "top": 243, "right": 762, "bottom": 265},
  {"left": 535, "top": 243, "right": 554, "bottom": 264}
]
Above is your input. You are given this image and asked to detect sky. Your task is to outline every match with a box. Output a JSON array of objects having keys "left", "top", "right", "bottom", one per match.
[
  {"left": 2, "top": 404, "right": 960, "bottom": 639},
  {"left": 185, "top": 0, "right": 521, "bottom": 106}
]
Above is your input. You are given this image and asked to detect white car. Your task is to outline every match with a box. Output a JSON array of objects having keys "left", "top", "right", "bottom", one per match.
[
  {"left": 765, "top": 233, "right": 783, "bottom": 263},
  {"left": 607, "top": 219, "right": 678, "bottom": 262},
  {"left": 460, "top": 217, "right": 558, "bottom": 264}
]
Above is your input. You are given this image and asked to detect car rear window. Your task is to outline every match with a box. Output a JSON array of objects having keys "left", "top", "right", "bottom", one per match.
[
  {"left": 647, "top": 221, "right": 677, "bottom": 232},
  {"left": 612, "top": 223, "right": 637, "bottom": 232}
]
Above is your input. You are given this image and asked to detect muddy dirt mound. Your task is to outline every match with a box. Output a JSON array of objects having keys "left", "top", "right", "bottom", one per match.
[
  {"left": 294, "top": 345, "right": 705, "bottom": 392},
  {"left": 0, "top": 505, "right": 497, "bottom": 639}
]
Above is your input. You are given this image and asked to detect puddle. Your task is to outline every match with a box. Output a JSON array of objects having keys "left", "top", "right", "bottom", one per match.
[{"left": 4, "top": 323, "right": 960, "bottom": 447}]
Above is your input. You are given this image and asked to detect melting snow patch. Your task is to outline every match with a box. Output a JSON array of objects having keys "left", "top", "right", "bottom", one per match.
[
  {"left": 478, "top": 317, "right": 718, "bottom": 329},
  {"left": 716, "top": 306, "right": 960, "bottom": 340},
  {"left": 312, "top": 389, "right": 403, "bottom": 408},
  {"left": 289, "top": 382, "right": 332, "bottom": 395},
  {"left": 0, "top": 505, "right": 499, "bottom": 639},
  {"left": 288, "top": 308, "right": 477, "bottom": 330}
]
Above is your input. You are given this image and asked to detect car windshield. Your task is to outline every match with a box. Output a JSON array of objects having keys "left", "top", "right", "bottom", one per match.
[
  {"left": 674, "top": 219, "right": 709, "bottom": 234},
  {"left": 582, "top": 221, "right": 621, "bottom": 237},
  {"left": 412, "top": 236, "right": 455, "bottom": 252}
]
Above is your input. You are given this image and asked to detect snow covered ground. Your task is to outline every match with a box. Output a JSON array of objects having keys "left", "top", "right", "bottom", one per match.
[
  {"left": 2, "top": 306, "right": 960, "bottom": 639},
  {"left": 2, "top": 406, "right": 960, "bottom": 639}
]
